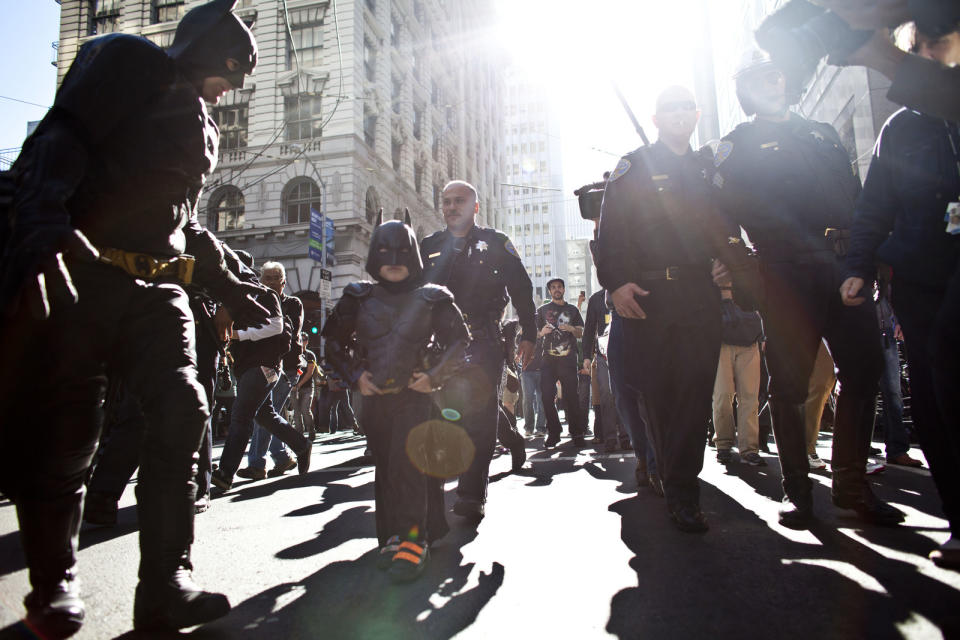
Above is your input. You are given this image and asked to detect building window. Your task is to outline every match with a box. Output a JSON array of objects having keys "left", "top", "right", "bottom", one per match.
[
  {"left": 284, "top": 179, "right": 321, "bottom": 225},
  {"left": 390, "top": 15, "right": 400, "bottom": 47},
  {"left": 286, "top": 7, "right": 324, "bottom": 69},
  {"left": 285, "top": 95, "right": 322, "bottom": 141},
  {"left": 391, "top": 137, "right": 402, "bottom": 171},
  {"left": 413, "top": 0, "right": 424, "bottom": 23},
  {"left": 535, "top": 265, "right": 542, "bottom": 277},
  {"left": 145, "top": 30, "right": 176, "bottom": 48},
  {"left": 432, "top": 133, "right": 441, "bottom": 161},
  {"left": 543, "top": 222, "right": 549, "bottom": 234},
  {"left": 414, "top": 163, "right": 424, "bottom": 194},
  {"left": 542, "top": 204, "right": 549, "bottom": 214},
  {"left": 413, "top": 104, "right": 423, "bottom": 140},
  {"left": 433, "top": 184, "right": 441, "bottom": 211},
  {"left": 544, "top": 244, "right": 551, "bottom": 255},
  {"left": 392, "top": 75, "right": 402, "bottom": 114},
  {"left": 365, "top": 186, "right": 380, "bottom": 224},
  {"left": 153, "top": 0, "right": 184, "bottom": 24},
  {"left": 212, "top": 103, "right": 248, "bottom": 150},
  {"left": 364, "top": 38, "right": 377, "bottom": 82},
  {"left": 431, "top": 81, "right": 441, "bottom": 106},
  {"left": 545, "top": 265, "right": 551, "bottom": 276},
  {"left": 363, "top": 109, "right": 377, "bottom": 148},
  {"left": 208, "top": 187, "right": 245, "bottom": 231},
  {"left": 90, "top": 0, "right": 120, "bottom": 35},
  {"left": 365, "top": 0, "right": 376, "bottom": 12},
  {"left": 412, "top": 50, "right": 421, "bottom": 81},
  {"left": 536, "top": 285, "right": 543, "bottom": 300}
]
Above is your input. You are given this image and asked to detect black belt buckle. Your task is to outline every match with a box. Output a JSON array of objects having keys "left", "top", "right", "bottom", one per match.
[{"left": 665, "top": 266, "right": 678, "bottom": 281}]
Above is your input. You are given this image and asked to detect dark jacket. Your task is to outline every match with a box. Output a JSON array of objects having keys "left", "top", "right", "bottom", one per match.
[
  {"left": 420, "top": 225, "right": 536, "bottom": 343},
  {"left": 845, "top": 108, "right": 960, "bottom": 287},
  {"left": 720, "top": 299, "right": 763, "bottom": 347}
]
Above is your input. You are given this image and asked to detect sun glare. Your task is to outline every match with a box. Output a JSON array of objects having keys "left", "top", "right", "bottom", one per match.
[{"left": 493, "top": 0, "right": 704, "bottom": 187}]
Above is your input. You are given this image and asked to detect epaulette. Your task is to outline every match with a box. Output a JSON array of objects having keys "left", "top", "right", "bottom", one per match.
[
  {"left": 418, "top": 283, "right": 455, "bottom": 303},
  {"left": 343, "top": 281, "right": 375, "bottom": 297}
]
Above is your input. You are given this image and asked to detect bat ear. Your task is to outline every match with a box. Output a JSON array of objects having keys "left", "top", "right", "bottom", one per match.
[
  {"left": 403, "top": 208, "right": 412, "bottom": 226},
  {"left": 375, "top": 207, "right": 383, "bottom": 227}
]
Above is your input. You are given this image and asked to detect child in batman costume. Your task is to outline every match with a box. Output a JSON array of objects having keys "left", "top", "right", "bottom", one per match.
[{"left": 322, "top": 213, "right": 470, "bottom": 582}]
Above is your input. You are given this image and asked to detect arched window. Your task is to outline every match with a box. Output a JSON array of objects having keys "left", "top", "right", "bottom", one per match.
[
  {"left": 284, "top": 178, "right": 321, "bottom": 225},
  {"left": 208, "top": 186, "right": 245, "bottom": 231},
  {"left": 365, "top": 186, "right": 380, "bottom": 225}
]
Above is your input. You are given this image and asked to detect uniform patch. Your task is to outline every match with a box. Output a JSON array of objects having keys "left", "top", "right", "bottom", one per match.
[
  {"left": 727, "top": 236, "right": 741, "bottom": 245},
  {"left": 428, "top": 251, "right": 442, "bottom": 259},
  {"left": 608, "top": 158, "right": 632, "bottom": 182},
  {"left": 475, "top": 240, "right": 488, "bottom": 252},
  {"left": 714, "top": 141, "right": 734, "bottom": 167},
  {"left": 504, "top": 238, "right": 520, "bottom": 258},
  {"left": 713, "top": 172, "right": 725, "bottom": 189}
]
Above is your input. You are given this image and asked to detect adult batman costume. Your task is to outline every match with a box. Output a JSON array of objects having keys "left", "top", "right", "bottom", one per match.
[
  {"left": 322, "top": 214, "right": 469, "bottom": 582},
  {"left": 0, "top": 1, "right": 268, "bottom": 636}
]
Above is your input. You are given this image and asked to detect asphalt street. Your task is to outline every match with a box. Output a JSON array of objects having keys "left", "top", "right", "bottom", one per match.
[{"left": 1, "top": 424, "right": 958, "bottom": 639}]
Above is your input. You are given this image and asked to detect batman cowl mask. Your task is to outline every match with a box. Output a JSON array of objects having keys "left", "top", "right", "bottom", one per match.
[
  {"left": 365, "top": 220, "right": 423, "bottom": 286},
  {"left": 168, "top": 0, "right": 257, "bottom": 90}
]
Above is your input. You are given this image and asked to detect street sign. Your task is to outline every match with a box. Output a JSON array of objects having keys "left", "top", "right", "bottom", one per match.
[
  {"left": 309, "top": 208, "right": 336, "bottom": 266},
  {"left": 319, "top": 268, "right": 332, "bottom": 300}
]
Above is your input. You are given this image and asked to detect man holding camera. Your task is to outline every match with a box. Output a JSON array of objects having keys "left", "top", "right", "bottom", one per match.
[
  {"left": 596, "top": 86, "right": 755, "bottom": 533},
  {"left": 711, "top": 50, "right": 902, "bottom": 530},
  {"left": 535, "top": 278, "right": 586, "bottom": 448}
]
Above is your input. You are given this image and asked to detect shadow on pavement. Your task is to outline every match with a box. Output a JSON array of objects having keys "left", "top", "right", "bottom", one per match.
[{"left": 605, "top": 463, "right": 960, "bottom": 639}]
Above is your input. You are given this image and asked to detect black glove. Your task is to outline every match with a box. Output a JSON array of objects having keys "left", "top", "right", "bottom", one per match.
[
  {"left": 0, "top": 223, "right": 99, "bottom": 319},
  {"left": 219, "top": 279, "right": 272, "bottom": 329}
]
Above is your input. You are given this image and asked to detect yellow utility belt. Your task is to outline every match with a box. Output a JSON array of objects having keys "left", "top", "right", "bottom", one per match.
[{"left": 97, "top": 247, "right": 195, "bottom": 284}]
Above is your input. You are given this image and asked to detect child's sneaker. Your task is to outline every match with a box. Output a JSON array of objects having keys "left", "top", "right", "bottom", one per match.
[
  {"left": 388, "top": 540, "right": 429, "bottom": 583},
  {"left": 377, "top": 535, "right": 401, "bottom": 571}
]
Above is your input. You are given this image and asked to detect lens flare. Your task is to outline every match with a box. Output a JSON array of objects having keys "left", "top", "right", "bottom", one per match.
[{"left": 406, "top": 419, "right": 475, "bottom": 478}]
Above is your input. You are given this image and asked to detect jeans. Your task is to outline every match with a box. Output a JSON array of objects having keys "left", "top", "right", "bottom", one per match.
[
  {"left": 879, "top": 336, "right": 910, "bottom": 459},
  {"left": 520, "top": 370, "right": 545, "bottom": 433},
  {"left": 247, "top": 370, "right": 296, "bottom": 470},
  {"left": 218, "top": 366, "right": 308, "bottom": 480}
]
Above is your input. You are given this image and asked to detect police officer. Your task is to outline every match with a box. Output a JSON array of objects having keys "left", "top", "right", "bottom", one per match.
[
  {"left": 711, "top": 50, "right": 902, "bottom": 529},
  {"left": 597, "top": 86, "right": 756, "bottom": 533},
  {"left": 420, "top": 180, "right": 536, "bottom": 522},
  {"left": 840, "top": 25, "right": 960, "bottom": 567},
  {"left": 0, "top": 1, "right": 269, "bottom": 635}
]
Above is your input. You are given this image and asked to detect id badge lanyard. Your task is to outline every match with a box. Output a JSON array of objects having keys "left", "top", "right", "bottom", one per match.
[{"left": 943, "top": 121, "right": 960, "bottom": 235}]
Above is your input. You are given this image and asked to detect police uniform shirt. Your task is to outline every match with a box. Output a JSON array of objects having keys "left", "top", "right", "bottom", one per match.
[
  {"left": 420, "top": 225, "right": 536, "bottom": 343},
  {"left": 845, "top": 108, "right": 960, "bottom": 286},
  {"left": 711, "top": 113, "right": 861, "bottom": 255},
  {"left": 597, "top": 140, "right": 750, "bottom": 319}
]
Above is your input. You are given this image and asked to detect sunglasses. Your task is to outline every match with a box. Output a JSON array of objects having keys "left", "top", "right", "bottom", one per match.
[
  {"left": 743, "top": 70, "right": 784, "bottom": 86},
  {"left": 658, "top": 100, "right": 697, "bottom": 113}
]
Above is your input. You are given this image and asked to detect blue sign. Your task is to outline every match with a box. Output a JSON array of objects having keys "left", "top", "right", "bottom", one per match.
[{"left": 309, "top": 207, "right": 336, "bottom": 266}]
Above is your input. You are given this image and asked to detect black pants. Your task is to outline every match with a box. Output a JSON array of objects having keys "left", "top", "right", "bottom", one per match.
[
  {"left": 434, "top": 337, "right": 503, "bottom": 503},
  {"left": 761, "top": 260, "right": 883, "bottom": 502},
  {"left": 87, "top": 310, "right": 219, "bottom": 503},
  {"left": 0, "top": 261, "right": 209, "bottom": 589},
  {"left": 363, "top": 390, "right": 448, "bottom": 545},
  {"left": 623, "top": 310, "right": 720, "bottom": 507},
  {"left": 539, "top": 356, "right": 584, "bottom": 438},
  {"left": 893, "top": 281, "right": 960, "bottom": 534}
]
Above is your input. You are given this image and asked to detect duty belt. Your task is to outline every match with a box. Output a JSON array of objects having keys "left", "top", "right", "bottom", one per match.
[{"left": 97, "top": 247, "right": 195, "bottom": 284}]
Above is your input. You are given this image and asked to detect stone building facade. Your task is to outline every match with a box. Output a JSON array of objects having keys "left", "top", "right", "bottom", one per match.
[{"left": 56, "top": 0, "right": 506, "bottom": 323}]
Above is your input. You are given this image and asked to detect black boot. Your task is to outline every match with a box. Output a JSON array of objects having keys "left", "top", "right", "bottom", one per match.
[
  {"left": 18, "top": 493, "right": 86, "bottom": 639},
  {"left": 832, "top": 468, "right": 905, "bottom": 526},
  {"left": 133, "top": 460, "right": 230, "bottom": 631},
  {"left": 770, "top": 402, "right": 815, "bottom": 529}
]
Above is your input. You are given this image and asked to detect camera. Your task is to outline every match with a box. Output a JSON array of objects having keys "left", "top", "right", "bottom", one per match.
[{"left": 574, "top": 179, "right": 607, "bottom": 221}]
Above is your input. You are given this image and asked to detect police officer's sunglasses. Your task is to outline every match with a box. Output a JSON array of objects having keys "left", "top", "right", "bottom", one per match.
[{"left": 658, "top": 101, "right": 697, "bottom": 113}]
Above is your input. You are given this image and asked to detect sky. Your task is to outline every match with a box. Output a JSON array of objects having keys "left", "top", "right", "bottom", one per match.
[
  {"left": 0, "top": 1, "right": 61, "bottom": 153},
  {"left": 0, "top": 0, "right": 706, "bottom": 187}
]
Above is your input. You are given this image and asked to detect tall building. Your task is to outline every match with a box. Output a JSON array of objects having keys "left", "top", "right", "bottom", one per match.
[
  {"left": 55, "top": 0, "right": 506, "bottom": 319},
  {"left": 500, "top": 70, "right": 567, "bottom": 306}
]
